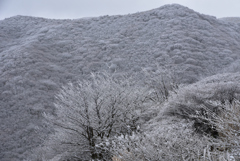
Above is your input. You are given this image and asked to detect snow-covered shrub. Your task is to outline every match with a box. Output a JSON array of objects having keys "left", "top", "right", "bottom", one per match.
[
  {"left": 109, "top": 118, "right": 224, "bottom": 161},
  {"left": 142, "top": 67, "right": 180, "bottom": 104},
  {"left": 163, "top": 73, "right": 240, "bottom": 137},
  {"left": 110, "top": 96, "right": 240, "bottom": 161},
  {"left": 190, "top": 100, "right": 240, "bottom": 160},
  {"left": 107, "top": 73, "right": 240, "bottom": 161},
  {"left": 36, "top": 73, "right": 151, "bottom": 160}
]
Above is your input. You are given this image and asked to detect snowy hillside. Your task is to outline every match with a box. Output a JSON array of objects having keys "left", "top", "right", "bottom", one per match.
[
  {"left": 220, "top": 17, "right": 240, "bottom": 24},
  {"left": 0, "top": 4, "right": 240, "bottom": 160}
]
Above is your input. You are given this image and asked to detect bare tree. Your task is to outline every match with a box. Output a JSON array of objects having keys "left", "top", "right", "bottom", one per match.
[{"left": 42, "top": 73, "right": 150, "bottom": 160}]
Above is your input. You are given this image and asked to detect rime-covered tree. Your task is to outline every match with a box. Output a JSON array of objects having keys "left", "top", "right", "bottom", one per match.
[{"left": 42, "top": 73, "right": 150, "bottom": 160}]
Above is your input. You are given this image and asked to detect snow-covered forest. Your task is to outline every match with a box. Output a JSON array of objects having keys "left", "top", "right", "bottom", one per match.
[{"left": 0, "top": 4, "right": 240, "bottom": 160}]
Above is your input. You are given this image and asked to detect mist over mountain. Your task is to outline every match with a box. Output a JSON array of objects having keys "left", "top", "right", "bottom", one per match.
[{"left": 0, "top": 4, "right": 240, "bottom": 160}]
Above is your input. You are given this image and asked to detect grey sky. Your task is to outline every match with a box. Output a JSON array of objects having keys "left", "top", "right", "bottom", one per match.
[{"left": 0, "top": 0, "right": 240, "bottom": 20}]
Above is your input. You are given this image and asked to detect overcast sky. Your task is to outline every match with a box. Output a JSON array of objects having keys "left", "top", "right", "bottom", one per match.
[{"left": 0, "top": 0, "right": 240, "bottom": 20}]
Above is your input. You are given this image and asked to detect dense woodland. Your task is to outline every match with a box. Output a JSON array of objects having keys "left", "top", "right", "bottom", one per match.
[{"left": 0, "top": 4, "right": 240, "bottom": 160}]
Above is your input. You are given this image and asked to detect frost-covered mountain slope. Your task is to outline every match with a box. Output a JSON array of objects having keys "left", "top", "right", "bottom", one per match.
[
  {"left": 0, "top": 4, "right": 240, "bottom": 160},
  {"left": 220, "top": 17, "right": 240, "bottom": 24}
]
